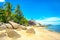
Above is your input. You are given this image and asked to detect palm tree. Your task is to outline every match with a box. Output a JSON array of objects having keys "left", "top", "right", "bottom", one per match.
[
  {"left": 0, "top": 8, "right": 3, "bottom": 22},
  {"left": 15, "top": 5, "right": 28, "bottom": 25},
  {"left": 0, "top": 8, "right": 6, "bottom": 23},
  {"left": 15, "top": 4, "right": 23, "bottom": 23},
  {"left": 4, "top": 2, "right": 12, "bottom": 22},
  {"left": 15, "top": 4, "right": 23, "bottom": 16}
]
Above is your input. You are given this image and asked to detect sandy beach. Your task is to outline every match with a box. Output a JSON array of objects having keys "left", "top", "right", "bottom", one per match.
[
  {"left": 0, "top": 0, "right": 60, "bottom": 40},
  {"left": 0, "top": 26, "right": 60, "bottom": 40}
]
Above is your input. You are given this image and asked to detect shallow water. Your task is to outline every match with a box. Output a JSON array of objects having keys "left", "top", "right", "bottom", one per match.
[{"left": 46, "top": 25, "right": 60, "bottom": 33}]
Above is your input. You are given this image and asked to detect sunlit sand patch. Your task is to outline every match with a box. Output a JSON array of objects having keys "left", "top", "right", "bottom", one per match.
[{"left": 0, "top": 30, "right": 6, "bottom": 33}]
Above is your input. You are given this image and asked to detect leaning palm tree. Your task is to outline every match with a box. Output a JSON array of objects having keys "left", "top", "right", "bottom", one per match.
[
  {"left": 0, "top": 8, "right": 3, "bottom": 22},
  {"left": 15, "top": 4, "right": 23, "bottom": 17},
  {"left": 4, "top": 2, "right": 12, "bottom": 22},
  {"left": 0, "top": 8, "right": 6, "bottom": 22},
  {"left": 15, "top": 4, "right": 23, "bottom": 23},
  {"left": 15, "top": 5, "right": 28, "bottom": 25}
]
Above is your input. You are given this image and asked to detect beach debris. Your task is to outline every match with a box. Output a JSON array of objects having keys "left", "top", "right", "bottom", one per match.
[{"left": 26, "top": 28, "right": 35, "bottom": 34}]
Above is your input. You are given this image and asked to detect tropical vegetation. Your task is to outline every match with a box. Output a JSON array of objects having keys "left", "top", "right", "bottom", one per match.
[{"left": 0, "top": 2, "right": 28, "bottom": 26}]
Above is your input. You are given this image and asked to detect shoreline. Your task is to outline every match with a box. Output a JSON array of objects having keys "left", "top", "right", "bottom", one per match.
[{"left": 0, "top": 26, "right": 60, "bottom": 40}]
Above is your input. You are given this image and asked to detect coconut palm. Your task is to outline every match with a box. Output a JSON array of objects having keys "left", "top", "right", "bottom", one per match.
[
  {"left": 4, "top": 2, "right": 12, "bottom": 22},
  {"left": 15, "top": 5, "right": 23, "bottom": 23}
]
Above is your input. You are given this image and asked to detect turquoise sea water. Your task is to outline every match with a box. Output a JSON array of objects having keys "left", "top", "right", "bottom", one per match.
[{"left": 46, "top": 25, "right": 60, "bottom": 33}]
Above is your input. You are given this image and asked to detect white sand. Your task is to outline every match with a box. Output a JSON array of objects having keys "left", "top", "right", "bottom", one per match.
[{"left": 0, "top": 27, "right": 60, "bottom": 40}]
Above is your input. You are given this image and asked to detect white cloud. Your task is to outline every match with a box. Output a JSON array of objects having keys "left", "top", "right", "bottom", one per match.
[
  {"left": 36, "top": 17, "right": 60, "bottom": 25},
  {"left": 0, "top": 0, "right": 5, "bottom": 2}
]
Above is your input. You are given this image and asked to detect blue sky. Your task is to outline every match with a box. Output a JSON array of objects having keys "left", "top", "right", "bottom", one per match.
[{"left": 0, "top": 0, "right": 60, "bottom": 25}]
